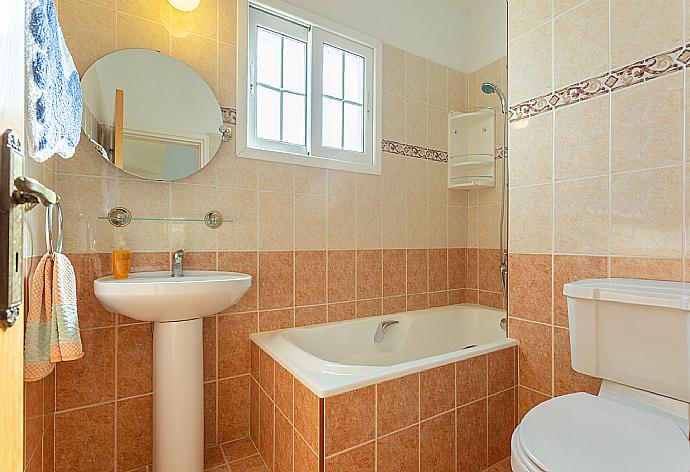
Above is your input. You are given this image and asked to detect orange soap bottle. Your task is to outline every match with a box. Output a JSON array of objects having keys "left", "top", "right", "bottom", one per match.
[{"left": 112, "top": 234, "right": 131, "bottom": 279}]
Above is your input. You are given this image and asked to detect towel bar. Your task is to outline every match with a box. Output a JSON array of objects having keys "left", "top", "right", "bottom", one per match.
[{"left": 13, "top": 175, "right": 60, "bottom": 209}]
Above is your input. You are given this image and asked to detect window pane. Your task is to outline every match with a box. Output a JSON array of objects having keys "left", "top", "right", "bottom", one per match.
[
  {"left": 323, "top": 45, "right": 343, "bottom": 99},
  {"left": 256, "top": 85, "right": 281, "bottom": 141},
  {"left": 283, "top": 37, "right": 306, "bottom": 94},
  {"left": 257, "top": 28, "right": 281, "bottom": 88},
  {"left": 322, "top": 97, "right": 342, "bottom": 149},
  {"left": 343, "top": 103, "right": 363, "bottom": 152},
  {"left": 344, "top": 52, "right": 364, "bottom": 104},
  {"left": 283, "top": 92, "right": 306, "bottom": 145}
]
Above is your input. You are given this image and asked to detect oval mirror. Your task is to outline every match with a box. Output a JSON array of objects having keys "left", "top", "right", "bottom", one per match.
[{"left": 80, "top": 49, "right": 225, "bottom": 180}]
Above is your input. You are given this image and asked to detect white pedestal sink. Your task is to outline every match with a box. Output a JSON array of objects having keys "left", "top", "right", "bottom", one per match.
[{"left": 94, "top": 271, "right": 252, "bottom": 472}]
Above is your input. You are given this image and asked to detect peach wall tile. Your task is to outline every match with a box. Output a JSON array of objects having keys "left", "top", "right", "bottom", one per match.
[
  {"left": 230, "top": 454, "right": 268, "bottom": 471},
  {"left": 478, "top": 291, "right": 504, "bottom": 310},
  {"left": 420, "top": 411, "right": 455, "bottom": 472},
  {"left": 222, "top": 437, "right": 259, "bottom": 463},
  {"left": 183, "top": 251, "right": 216, "bottom": 270},
  {"left": 258, "top": 251, "right": 294, "bottom": 310},
  {"left": 274, "top": 362, "right": 294, "bottom": 421},
  {"left": 218, "top": 251, "right": 258, "bottom": 313},
  {"left": 357, "top": 298, "right": 383, "bottom": 318},
  {"left": 274, "top": 410, "right": 293, "bottom": 472},
  {"left": 204, "top": 382, "right": 217, "bottom": 446},
  {"left": 295, "top": 305, "right": 327, "bottom": 327},
  {"left": 325, "top": 386, "right": 375, "bottom": 455},
  {"left": 383, "top": 296, "right": 407, "bottom": 315},
  {"left": 428, "top": 290, "right": 450, "bottom": 308},
  {"left": 218, "top": 375, "right": 250, "bottom": 443},
  {"left": 203, "top": 317, "right": 216, "bottom": 381},
  {"left": 610, "top": 0, "right": 683, "bottom": 68},
  {"left": 449, "top": 248, "right": 467, "bottom": 290},
  {"left": 610, "top": 257, "right": 682, "bottom": 282},
  {"left": 488, "top": 347, "right": 516, "bottom": 395},
  {"left": 258, "top": 349, "right": 275, "bottom": 399},
  {"left": 117, "top": 395, "right": 153, "bottom": 471},
  {"left": 466, "top": 248, "right": 478, "bottom": 289},
  {"left": 456, "top": 400, "right": 488, "bottom": 472},
  {"left": 42, "top": 420, "right": 54, "bottom": 472},
  {"left": 377, "top": 426, "right": 419, "bottom": 472},
  {"left": 55, "top": 403, "right": 115, "bottom": 472},
  {"left": 357, "top": 250, "right": 383, "bottom": 299},
  {"left": 383, "top": 249, "right": 406, "bottom": 297},
  {"left": 258, "top": 390, "right": 274, "bottom": 467},
  {"left": 421, "top": 364, "right": 455, "bottom": 419},
  {"left": 205, "top": 445, "right": 225, "bottom": 469},
  {"left": 517, "top": 387, "right": 550, "bottom": 424},
  {"left": 117, "top": 323, "right": 153, "bottom": 398},
  {"left": 429, "top": 249, "right": 448, "bottom": 291},
  {"left": 554, "top": 95, "right": 609, "bottom": 181},
  {"left": 508, "top": 253, "right": 552, "bottom": 324},
  {"left": 325, "top": 441, "right": 375, "bottom": 472},
  {"left": 70, "top": 253, "right": 115, "bottom": 328},
  {"left": 24, "top": 380, "right": 42, "bottom": 465},
  {"left": 328, "top": 302, "right": 357, "bottom": 322},
  {"left": 407, "top": 293, "right": 429, "bottom": 311},
  {"left": 554, "top": 327, "right": 602, "bottom": 396},
  {"left": 294, "top": 432, "right": 320, "bottom": 472},
  {"left": 407, "top": 249, "right": 428, "bottom": 294},
  {"left": 510, "top": 319, "right": 553, "bottom": 396},
  {"left": 610, "top": 167, "right": 683, "bottom": 258},
  {"left": 456, "top": 355, "right": 487, "bottom": 406},
  {"left": 218, "top": 311, "right": 256, "bottom": 378},
  {"left": 294, "top": 380, "right": 320, "bottom": 453},
  {"left": 328, "top": 250, "right": 356, "bottom": 302},
  {"left": 377, "top": 374, "right": 420, "bottom": 435},
  {"left": 259, "top": 308, "right": 294, "bottom": 332},
  {"left": 56, "top": 327, "right": 115, "bottom": 410},
  {"left": 553, "top": 255, "right": 608, "bottom": 327},
  {"left": 554, "top": 177, "right": 609, "bottom": 255},
  {"left": 478, "top": 249, "right": 502, "bottom": 293},
  {"left": 250, "top": 379, "right": 260, "bottom": 444},
  {"left": 554, "top": 0, "right": 609, "bottom": 89},
  {"left": 487, "top": 389, "right": 515, "bottom": 465}
]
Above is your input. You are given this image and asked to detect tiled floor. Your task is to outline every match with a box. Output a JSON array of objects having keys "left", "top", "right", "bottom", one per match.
[
  {"left": 485, "top": 457, "right": 513, "bottom": 471},
  {"left": 204, "top": 437, "right": 268, "bottom": 472}
]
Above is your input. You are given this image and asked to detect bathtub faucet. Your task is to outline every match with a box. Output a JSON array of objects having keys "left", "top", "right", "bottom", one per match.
[{"left": 373, "top": 320, "right": 399, "bottom": 343}]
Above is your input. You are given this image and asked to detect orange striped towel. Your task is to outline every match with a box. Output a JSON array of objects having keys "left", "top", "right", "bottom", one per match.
[{"left": 24, "top": 253, "right": 83, "bottom": 381}]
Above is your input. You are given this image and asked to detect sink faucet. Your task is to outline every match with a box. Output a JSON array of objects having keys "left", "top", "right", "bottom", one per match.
[
  {"left": 374, "top": 320, "right": 399, "bottom": 343},
  {"left": 172, "top": 249, "right": 185, "bottom": 277}
]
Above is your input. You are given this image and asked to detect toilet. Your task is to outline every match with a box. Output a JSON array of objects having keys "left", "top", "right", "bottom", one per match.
[{"left": 511, "top": 279, "right": 690, "bottom": 472}]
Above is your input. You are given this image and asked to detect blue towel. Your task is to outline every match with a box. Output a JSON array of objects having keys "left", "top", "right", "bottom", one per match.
[{"left": 26, "top": 0, "right": 82, "bottom": 162}]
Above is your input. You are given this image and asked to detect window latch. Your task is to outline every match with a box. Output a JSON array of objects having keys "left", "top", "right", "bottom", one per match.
[{"left": 249, "top": 62, "right": 255, "bottom": 96}]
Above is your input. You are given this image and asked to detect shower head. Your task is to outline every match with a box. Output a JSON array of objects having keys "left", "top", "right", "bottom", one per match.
[{"left": 481, "top": 82, "right": 507, "bottom": 114}]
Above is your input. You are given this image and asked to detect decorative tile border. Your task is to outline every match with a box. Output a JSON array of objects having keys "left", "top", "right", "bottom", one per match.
[
  {"left": 382, "top": 139, "right": 449, "bottom": 163},
  {"left": 509, "top": 43, "right": 690, "bottom": 122},
  {"left": 221, "top": 107, "right": 237, "bottom": 125}
]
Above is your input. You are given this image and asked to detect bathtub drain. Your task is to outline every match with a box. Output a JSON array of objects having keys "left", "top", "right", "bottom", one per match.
[{"left": 462, "top": 344, "right": 477, "bottom": 350}]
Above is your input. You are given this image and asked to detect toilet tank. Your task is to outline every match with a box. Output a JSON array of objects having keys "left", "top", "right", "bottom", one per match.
[{"left": 564, "top": 278, "right": 690, "bottom": 402}]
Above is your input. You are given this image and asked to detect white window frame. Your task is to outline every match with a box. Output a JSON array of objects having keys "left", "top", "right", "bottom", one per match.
[{"left": 237, "top": 0, "right": 382, "bottom": 175}]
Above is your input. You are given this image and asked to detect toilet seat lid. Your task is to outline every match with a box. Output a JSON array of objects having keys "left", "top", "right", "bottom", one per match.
[{"left": 518, "top": 393, "right": 690, "bottom": 472}]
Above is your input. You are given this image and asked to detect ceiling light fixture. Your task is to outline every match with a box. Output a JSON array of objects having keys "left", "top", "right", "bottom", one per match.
[{"left": 168, "top": 0, "right": 200, "bottom": 12}]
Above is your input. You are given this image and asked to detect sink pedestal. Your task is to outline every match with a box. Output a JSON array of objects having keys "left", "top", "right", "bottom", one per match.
[{"left": 154, "top": 319, "right": 204, "bottom": 472}]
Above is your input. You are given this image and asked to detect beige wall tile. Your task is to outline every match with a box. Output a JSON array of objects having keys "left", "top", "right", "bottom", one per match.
[
  {"left": 405, "top": 53, "right": 428, "bottom": 102},
  {"left": 478, "top": 164, "right": 503, "bottom": 207},
  {"left": 328, "top": 196, "right": 356, "bottom": 250},
  {"left": 509, "top": 0, "right": 552, "bottom": 40},
  {"left": 171, "top": 0, "right": 218, "bottom": 40},
  {"left": 428, "top": 161, "right": 448, "bottom": 205},
  {"left": 509, "top": 113, "right": 553, "bottom": 187},
  {"left": 554, "top": 95, "right": 609, "bottom": 180},
  {"left": 508, "top": 23, "right": 553, "bottom": 105},
  {"left": 259, "top": 191, "right": 294, "bottom": 250},
  {"left": 57, "top": 138, "right": 117, "bottom": 177},
  {"left": 428, "top": 62, "right": 448, "bottom": 108},
  {"left": 448, "top": 189, "right": 468, "bottom": 207},
  {"left": 406, "top": 158, "right": 428, "bottom": 248},
  {"left": 295, "top": 166, "right": 327, "bottom": 195},
  {"left": 610, "top": 167, "right": 683, "bottom": 257},
  {"left": 357, "top": 174, "right": 383, "bottom": 249},
  {"left": 259, "top": 161, "right": 294, "bottom": 192},
  {"left": 116, "top": 179, "right": 171, "bottom": 251},
  {"left": 60, "top": 0, "right": 116, "bottom": 74},
  {"left": 448, "top": 69, "right": 467, "bottom": 112},
  {"left": 218, "top": 41, "right": 237, "bottom": 107},
  {"left": 428, "top": 205, "right": 448, "bottom": 248},
  {"left": 467, "top": 72, "right": 478, "bottom": 111},
  {"left": 170, "top": 184, "right": 217, "bottom": 251},
  {"left": 554, "top": 0, "right": 609, "bottom": 89},
  {"left": 611, "top": 74, "right": 684, "bottom": 173},
  {"left": 218, "top": 0, "right": 237, "bottom": 44},
  {"left": 448, "top": 206, "right": 468, "bottom": 248},
  {"left": 554, "top": 0, "right": 586, "bottom": 15},
  {"left": 383, "top": 92, "right": 406, "bottom": 142},
  {"left": 295, "top": 194, "right": 327, "bottom": 250},
  {"left": 428, "top": 105, "right": 448, "bottom": 152},
  {"left": 117, "top": 0, "right": 171, "bottom": 23},
  {"left": 328, "top": 170, "right": 357, "bottom": 197},
  {"left": 478, "top": 205, "right": 501, "bottom": 249},
  {"left": 171, "top": 33, "right": 218, "bottom": 94},
  {"left": 467, "top": 206, "right": 478, "bottom": 248},
  {"left": 554, "top": 177, "right": 609, "bottom": 255},
  {"left": 217, "top": 188, "right": 258, "bottom": 250},
  {"left": 509, "top": 184, "right": 553, "bottom": 253},
  {"left": 116, "top": 13, "right": 170, "bottom": 53},
  {"left": 214, "top": 147, "right": 258, "bottom": 190},
  {"left": 382, "top": 153, "right": 407, "bottom": 248},
  {"left": 476, "top": 59, "right": 506, "bottom": 111},
  {"left": 687, "top": 70, "right": 690, "bottom": 164},
  {"left": 405, "top": 99, "right": 428, "bottom": 147},
  {"left": 610, "top": 0, "right": 683, "bottom": 68},
  {"left": 383, "top": 44, "right": 406, "bottom": 95}
]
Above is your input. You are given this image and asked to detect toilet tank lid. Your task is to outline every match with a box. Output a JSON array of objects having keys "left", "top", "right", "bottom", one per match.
[{"left": 564, "top": 278, "right": 690, "bottom": 310}]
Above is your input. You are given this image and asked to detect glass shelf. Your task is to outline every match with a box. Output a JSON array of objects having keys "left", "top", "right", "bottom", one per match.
[{"left": 100, "top": 208, "right": 231, "bottom": 229}]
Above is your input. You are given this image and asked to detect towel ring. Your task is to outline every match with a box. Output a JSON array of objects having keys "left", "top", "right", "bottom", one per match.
[{"left": 45, "top": 202, "right": 63, "bottom": 256}]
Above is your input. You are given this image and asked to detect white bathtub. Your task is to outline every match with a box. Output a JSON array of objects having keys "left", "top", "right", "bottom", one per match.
[{"left": 250, "top": 303, "right": 517, "bottom": 397}]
